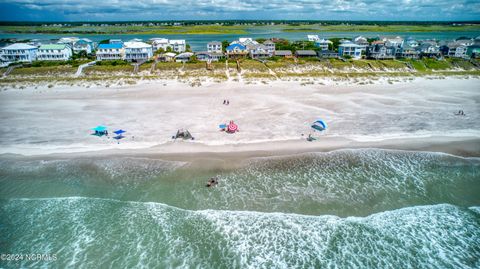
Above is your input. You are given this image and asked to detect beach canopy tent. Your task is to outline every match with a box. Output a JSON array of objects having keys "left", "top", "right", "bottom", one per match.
[
  {"left": 114, "top": 129, "right": 126, "bottom": 135},
  {"left": 91, "top": 125, "right": 108, "bottom": 136},
  {"left": 173, "top": 129, "right": 194, "bottom": 140},
  {"left": 311, "top": 120, "right": 327, "bottom": 131},
  {"left": 92, "top": 125, "right": 107, "bottom": 132}
]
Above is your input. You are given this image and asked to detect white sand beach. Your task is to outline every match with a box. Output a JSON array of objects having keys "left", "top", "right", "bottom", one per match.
[{"left": 0, "top": 77, "right": 479, "bottom": 157}]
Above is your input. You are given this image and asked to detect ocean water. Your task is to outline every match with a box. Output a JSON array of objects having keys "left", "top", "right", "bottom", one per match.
[{"left": 1, "top": 149, "right": 479, "bottom": 268}]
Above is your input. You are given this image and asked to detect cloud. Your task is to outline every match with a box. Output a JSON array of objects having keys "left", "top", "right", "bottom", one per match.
[{"left": 0, "top": 0, "right": 479, "bottom": 21}]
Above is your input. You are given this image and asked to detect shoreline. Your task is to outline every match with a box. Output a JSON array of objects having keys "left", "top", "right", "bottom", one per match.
[{"left": 3, "top": 136, "right": 479, "bottom": 164}]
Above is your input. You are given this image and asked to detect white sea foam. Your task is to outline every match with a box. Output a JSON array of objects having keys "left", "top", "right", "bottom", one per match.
[{"left": 2, "top": 197, "right": 479, "bottom": 269}]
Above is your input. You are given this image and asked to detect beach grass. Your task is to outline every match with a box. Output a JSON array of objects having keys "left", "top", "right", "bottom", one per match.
[
  {"left": 10, "top": 66, "right": 77, "bottom": 76},
  {"left": 422, "top": 58, "right": 452, "bottom": 70}
]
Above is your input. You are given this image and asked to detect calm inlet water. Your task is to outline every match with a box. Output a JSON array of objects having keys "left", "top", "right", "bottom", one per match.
[{"left": 1, "top": 149, "right": 479, "bottom": 268}]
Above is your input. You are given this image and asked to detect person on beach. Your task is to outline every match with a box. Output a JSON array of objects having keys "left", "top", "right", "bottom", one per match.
[
  {"left": 227, "top": 100, "right": 230, "bottom": 105},
  {"left": 223, "top": 100, "right": 226, "bottom": 105},
  {"left": 206, "top": 177, "right": 218, "bottom": 187}
]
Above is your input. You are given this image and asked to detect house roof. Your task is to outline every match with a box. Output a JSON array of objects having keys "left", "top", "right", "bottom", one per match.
[
  {"left": 339, "top": 43, "right": 363, "bottom": 48},
  {"left": 169, "top": 40, "right": 186, "bottom": 45},
  {"left": 1, "top": 43, "right": 37, "bottom": 50},
  {"left": 274, "top": 50, "right": 292, "bottom": 56},
  {"left": 226, "top": 44, "right": 246, "bottom": 51},
  {"left": 39, "top": 44, "right": 68, "bottom": 50},
  {"left": 98, "top": 43, "right": 123, "bottom": 49},
  {"left": 160, "top": 52, "right": 177, "bottom": 57},
  {"left": 124, "top": 42, "right": 151, "bottom": 49},
  {"left": 208, "top": 41, "right": 222, "bottom": 45},
  {"left": 263, "top": 40, "right": 274, "bottom": 44},
  {"left": 316, "top": 39, "right": 332, "bottom": 44},
  {"left": 296, "top": 50, "right": 317, "bottom": 56},
  {"left": 176, "top": 52, "right": 194, "bottom": 58}
]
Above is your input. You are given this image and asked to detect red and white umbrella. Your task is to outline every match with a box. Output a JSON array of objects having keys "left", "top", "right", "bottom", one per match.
[{"left": 227, "top": 122, "right": 238, "bottom": 133}]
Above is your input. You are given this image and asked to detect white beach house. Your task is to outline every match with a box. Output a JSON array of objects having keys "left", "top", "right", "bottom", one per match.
[
  {"left": 315, "top": 39, "right": 333, "bottom": 51},
  {"left": 338, "top": 41, "right": 365, "bottom": 59},
  {"left": 96, "top": 43, "right": 125, "bottom": 60},
  {"left": 150, "top": 38, "right": 187, "bottom": 52},
  {"left": 169, "top": 40, "right": 186, "bottom": 53},
  {"left": 151, "top": 38, "right": 170, "bottom": 51},
  {"left": 0, "top": 43, "right": 38, "bottom": 63},
  {"left": 124, "top": 41, "right": 153, "bottom": 61},
  {"left": 37, "top": 44, "right": 72, "bottom": 61},
  {"left": 207, "top": 41, "right": 222, "bottom": 53}
]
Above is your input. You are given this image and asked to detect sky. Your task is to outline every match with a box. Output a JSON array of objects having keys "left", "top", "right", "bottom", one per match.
[{"left": 0, "top": 0, "right": 479, "bottom": 22}]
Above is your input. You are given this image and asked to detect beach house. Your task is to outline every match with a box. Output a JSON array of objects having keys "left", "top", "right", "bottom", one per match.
[
  {"left": 225, "top": 44, "right": 248, "bottom": 59},
  {"left": 57, "top": 37, "right": 79, "bottom": 48},
  {"left": 338, "top": 41, "right": 365, "bottom": 59},
  {"left": 157, "top": 52, "right": 176, "bottom": 62},
  {"left": 440, "top": 42, "right": 468, "bottom": 58},
  {"left": 175, "top": 52, "right": 194, "bottom": 62},
  {"left": 37, "top": 44, "right": 72, "bottom": 61},
  {"left": 398, "top": 45, "right": 420, "bottom": 59},
  {"left": 307, "top": 35, "right": 320, "bottom": 42},
  {"left": 169, "top": 40, "right": 186, "bottom": 53},
  {"left": 124, "top": 41, "right": 153, "bottom": 61},
  {"left": 263, "top": 40, "right": 276, "bottom": 54},
  {"left": 249, "top": 44, "right": 271, "bottom": 59},
  {"left": 274, "top": 50, "right": 292, "bottom": 58},
  {"left": 0, "top": 43, "right": 38, "bottom": 63},
  {"left": 315, "top": 39, "right": 332, "bottom": 51},
  {"left": 151, "top": 38, "right": 170, "bottom": 51},
  {"left": 195, "top": 51, "right": 224, "bottom": 62},
  {"left": 354, "top": 36, "right": 369, "bottom": 46},
  {"left": 96, "top": 43, "right": 125, "bottom": 60},
  {"left": 207, "top": 41, "right": 222, "bottom": 53},
  {"left": 367, "top": 44, "right": 397, "bottom": 59},
  {"left": 317, "top": 50, "right": 338, "bottom": 58},
  {"left": 295, "top": 50, "right": 317, "bottom": 58},
  {"left": 73, "top": 38, "right": 94, "bottom": 54},
  {"left": 381, "top": 36, "right": 404, "bottom": 47},
  {"left": 417, "top": 42, "right": 440, "bottom": 57}
]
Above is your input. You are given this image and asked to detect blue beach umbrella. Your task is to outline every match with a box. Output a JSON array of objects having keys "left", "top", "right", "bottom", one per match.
[{"left": 311, "top": 120, "right": 327, "bottom": 131}]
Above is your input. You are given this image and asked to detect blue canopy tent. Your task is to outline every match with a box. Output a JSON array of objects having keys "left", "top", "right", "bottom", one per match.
[
  {"left": 311, "top": 120, "right": 327, "bottom": 131},
  {"left": 91, "top": 125, "right": 108, "bottom": 136},
  {"left": 114, "top": 129, "right": 126, "bottom": 135},
  {"left": 113, "top": 129, "right": 126, "bottom": 140}
]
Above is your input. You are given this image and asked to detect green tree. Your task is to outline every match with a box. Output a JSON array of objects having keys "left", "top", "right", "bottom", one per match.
[{"left": 222, "top": 40, "right": 230, "bottom": 52}]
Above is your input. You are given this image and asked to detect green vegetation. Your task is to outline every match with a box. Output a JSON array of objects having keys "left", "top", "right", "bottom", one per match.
[
  {"left": 11, "top": 66, "right": 76, "bottom": 75},
  {"left": 3, "top": 22, "right": 477, "bottom": 35},
  {"left": 275, "top": 40, "right": 319, "bottom": 53},
  {"left": 422, "top": 58, "right": 452, "bottom": 70},
  {"left": 26, "top": 59, "right": 90, "bottom": 68},
  {"left": 95, "top": 60, "right": 130, "bottom": 66},
  {"left": 0, "top": 25, "right": 249, "bottom": 35}
]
